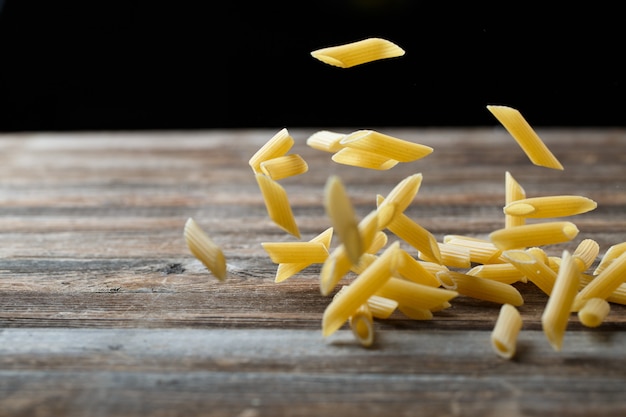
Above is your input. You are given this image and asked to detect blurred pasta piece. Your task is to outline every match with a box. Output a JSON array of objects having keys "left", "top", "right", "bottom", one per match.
[{"left": 311, "top": 37, "right": 405, "bottom": 68}]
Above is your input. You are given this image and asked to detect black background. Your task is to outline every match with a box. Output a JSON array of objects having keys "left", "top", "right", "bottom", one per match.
[{"left": 0, "top": 1, "right": 624, "bottom": 132}]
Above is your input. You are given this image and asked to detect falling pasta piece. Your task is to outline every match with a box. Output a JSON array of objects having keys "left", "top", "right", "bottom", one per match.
[
  {"left": 261, "top": 241, "right": 329, "bottom": 264},
  {"left": 573, "top": 251, "right": 626, "bottom": 311},
  {"left": 366, "top": 294, "right": 399, "bottom": 319},
  {"left": 306, "top": 130, "right": 346, "bottom": 153},
  {"left": 274, "top": 227, "right": 334, "bottom": 283},
  {"left": 340, "top": 130, "right": 433, "bottom": 163},
  {"left": 578, "top": 297, "right": 611, "bottom": 328},
  {"left": 260, "top": 154, "right": 308, "bottom": 181},
  {"left": 421, "top": 242, "right": 471, "bottom": 269},
  {"left": 377, "top": 173, "right": 423, "bottom": 228},
  {"left": 572, "top": 238, "right": 600, "bottom": 272},
  {"left": 349, "top": 303, "right": 375, "bottom": 348},
  {"left": 491, "top": 303, "right": 523, "bottom": 360},
  {"left": 505, "top": 171, "right": 526, "bottom": 228},
  {"left": 467, "top": 263, "right": 527, "bottom": 285},
  {"left": 310, "top": 37, "right": 405, "bottom": 68},
  {"left": 255, "top": 173, "right": 300, "bottom": 239},
  {"left": 324, "top": 175, "right": 363, "bottom": 265},
  {"left": 397, "top": 249, "right": 441, "bottom": 287},
  {"left": 249, "top": 128, "right": 294, "bottom": 174},
  {"left": 437, "top": 271, "right": 524, "bottom": 306},
  {"left": 443, "top": 235, "right": 503, "bottom": 265},
  {"left": 487, "top": 105, "right": 563, "bottom": 170},
  {"left": 593, "top": 241, "right": 626, "bottom": 275},
  {"left": 331, "top": 147, "right": 399, "bottom": 170},
  {"left": 398, "top": 305, "right": 434, "bottom": 320},
  {"left": 489, "top": 221, "right": 579, "bottom": 251},
  {"left": 375, "top": 276, "right": 459, "bottom": 311},
  {"left": 503, "top": 195, "right": 597, "bottom": 218},
  {"left": 502, "top": 250, "right": 557, "bottom": 296},
  {"left": 183, "top": 218, "right": 227, "bottom": 281},
  {"left": 541, "top": 250, "right": 580, "bottom": 351}
]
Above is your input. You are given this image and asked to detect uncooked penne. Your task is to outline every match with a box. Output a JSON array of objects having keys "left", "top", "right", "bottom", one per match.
[
  {"left": 573, "top": 251, "right": 626, "bottom": 311},
  {"left": 306, "top": 130, "right": 345, "bottom": 153},
  {"left": 260, "top": 154, "right": 308, "bottom": 181},
  {"left": 487, "top": 105, "right": 564, "bottom": 170},
  {"left": 249, "top": 128, "right": 294, "bottom": 174},
  {"left": 505, "top": 171, "right": 526, "bottom": 228},
  {"left": 397, "top": 249, "right": 441, "bottom": 287},
  {"left": 489, "top": 221, "right": 579, "bottom": 250},
  {"left": 572, "top": 238, "right": 600, "bottom": 273},
  {"left": 184, "top": 217, "right": 227, "bottom": 281},
  {"left": 366, "top": 294, "right": 399, "bottom": 319},
  {"left": 322, "top": 242, "right": 401, "bottom": 337},
  {"left": 467, "top": 263, "right": 527, "bottom": 285},
  {"left": 421, "top": 243, "right": 471, "bottom": 269},
  {"left": 261, "top": 241, "right": 328, "bottom": 264},
  {"left": 340, "top": 130, "right": 433, "bottom": 163},
  {"left": 324, "top": 176, "right": 363, "bottom": 264},
  {"left": 331, "top": 146, "right": 399, "bottom": 170},
  {"left": 375, "top": 276, "right": 458, "bottom": 311},
  {"left": 491, "top": 303, "right": 523, "bottom": 360},
  {"left": 310, "top": 37, "right": 405, "bottom": 68},
  {"left": 578, "top": 297, "right": 610, "bottom": 328},
  {"left": 349, "top": 302, "right": 375, "bottom": 348},
  {"left": 541, "top": 251, "right": 579, "bottom": 351},
  {"left": 398, "top": 305, "right": 433, "bottom": 320},
  {"left": 579, "top": 274, "right": 626, "bottom": 306},
  {"left": 502, "top": 250, "right": 558, "bottom": 296},
  {"left": 377, "top": 173, "right": 423, "bottom": 228},
  {"left": 255, "top": 173, "right": 300, "bottom": 239},
  {"left": 503, "top": 195, "right": 597, "bottom": 218},
  {"left": 437, "top": 271, "right": 524, "bottom": 306},
  {"left": 443, "top": 235, "right": 503, "bottom": 265},
  {"left": 593, "top": 241, "right": 626, "bottom": 275},
  {"left": 274, "top": 227, "right": 334, "bottom": 283}
]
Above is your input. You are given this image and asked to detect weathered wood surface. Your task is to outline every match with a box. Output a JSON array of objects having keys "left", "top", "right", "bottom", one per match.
[{"left": 1, "top": 128, "right": 626, "bottom": 416}]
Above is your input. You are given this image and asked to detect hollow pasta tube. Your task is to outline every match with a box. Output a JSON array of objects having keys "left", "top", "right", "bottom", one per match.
[
  {"left": 503, "top": 195, "right": 597, "bottom": 219},
  {"left": 183, "top": 218, "right": 227, "bottom": 281},
  {"left": 491, "top": 303, "right": 523, "bottom": 360},
  {"left": 248, "top": 128, "right": 294, "bottom": 174},
  {"left": 310, "top": 37, "right": 405, "bottom": 68},
  {"left": 489, "top": 221, "right": 579, "bottom": 251},
  {"left": 340, "top": 130, "right": 433, "bottom": 163}
]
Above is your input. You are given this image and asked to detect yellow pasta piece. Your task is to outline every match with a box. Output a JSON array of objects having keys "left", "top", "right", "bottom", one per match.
[
  {"left": 505, "top": 171, "right": 526, "bottom": 228},
  {"left": 573, "top": 251, "right": 626, "bottom": 311},
  {"left": 306, "top": 130, "right": 345, "bottom": 153},
  {"left": 437, "top": 270, "right": 524, "bottom": 306},
  {"left": 377, "top": 173, "right": 423, "bottom": 228},
  {"left": 324, "top": 176, "right": 363, "bottom": 264},
  {"left": 579, "top": 274, "right": 626, "bottom": 306},
  {"left": 398, "top": 305, "right": 433, "bottom": 320},
  {"left": 467, "top": 263, "right": 527, "bottom": 285},
  {"left": 340, "top": 130, "right": 433, "bottom": 163},
  {"left": 375, "top": 276, "right": 458, "bottom": 311},
  {"left": 487, "top": 105, "right": 564, "bottom": 170},
  {"left": 319, "top": 210, "right": 381, "bottom": 296},
  {"left": 397, "top": 249, "right": 441, "bottom": 287},
  {"left": 578, "top": 297, "right": 610, "bottom": 328},
  {"left": 331, "top": 146, "right": 399, "bottom": 170},
  {"left": 248, "top": 128, "right": 294, "bottom": 174},
  {"left": 310, "top": 37, "right": 405, "bottom": 68},
  {"left": 261, "top": 241, "right": 328, "bottom": 264},
  {"left": 274, "top": 227, "right": 333, "bottom": 283},
  {"left": 255, "top": 173, "right": 300, "bottom": 239},
  {"left": 491, "top": 303, "right": 523, "bottom": 360},
  {"left": 443, "top": 235, "right": 503, "bottom": 265},
  {"left": 260, "top": 154, "right": 308, "bottom": 181},
  {"left": 541, "top": 251, "right": 580, "bottom": 351},
  {"left": 593, "top": 241, "right": 626, "bottom": 275},
  {"left": 572, "top": 238, "right": 600, "bottom": 273},
  {"left": 322, "top": 242, "right": 401, "bottom": 337},
  {"left": 489, "top": 221, "right": 579, "bottom": 251},
  {"left": 366, "top": 294, "right": 399, "bottom": 319},
  {"left": 420, "top": 243, "right": 471, "bottom": 269},
  {"left": 376, "top": 195, "right": 442, "bottom": 264},
  {"left": 183, "top": 218, "right": 227, "bottom": 281},
  {"left": 503, "top": 195, "right": 597, "bottom": 218},
  {"left": 349, "top": 303, "right": 375, "bottom": 347},
  {"left": 501, "top": 250, "right": 558, "bottom": 296}
]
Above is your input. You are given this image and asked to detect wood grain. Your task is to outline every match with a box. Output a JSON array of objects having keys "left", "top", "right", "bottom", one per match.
[{"left": 1, "top": 128, "right": 626, "bottom": 416}]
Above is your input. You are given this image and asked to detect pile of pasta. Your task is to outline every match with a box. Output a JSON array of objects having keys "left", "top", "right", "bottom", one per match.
[{"left": 184, "top": 37, "right": 626, "bottom": 359}]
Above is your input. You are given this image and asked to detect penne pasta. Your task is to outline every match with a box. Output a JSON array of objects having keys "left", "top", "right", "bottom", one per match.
[
  {"left": 491, "top": 303, "right": 523, "bottom": 360},
  {"left": 437, "top": 270, "right": 524, "bottom": 306},
  {"left": 577, "top": 297, "right": 610, "bottom": 328},
  {"left": 377, "top": 173, "right": 423, "bottom": 228},
  {"left": 366, "top": 294, "right": 399, "bottom": 319},
  {"left": 249, "top": 128, "right": 294, "bottom": 174},
  {"left": 572, "top": 238, "right": 600, "bottom": 273},
  {"left": 261, "top": 241, "right": 328, "bottom": 264},
  {"left": 489, "top": 221, "right": 579, "bottom": 251},
  {"left": 349, "top": 302, "right": 375, "bottom": 348},
  {"left": 331, "top": 146, "right": 399, "bottom": 170},
  {"left": 421, "top": 242, "right": 471, "bottom": 269},
  {"left": 487, "top": 105, "right": 564, "bottom": 170},
  {"left": 579, "top": 274, "right": 626, "bottom": 306},
  {"left": 505, "top": 171, "right": 526, "bottom": 228},
  {"left": 593, "top": 241, "right": 626, "bottom": 275},
  {"left": 467, "top": 263, "right": 528, "bottom": 285},
  {"left": 377, "top": 195, "right": 442, "bottom": 264},
  {"left": 397, "top": 249, "right": 441, "bottom": 287},
  {"left": 503, "top": 195, "right": 597, "bottom": 219},
  {"left": 340, "top": 130, "right": 433, "bottom": 163},
  {"left": 443, "top": 235, "right": 503, "bottom": 265},
  {"left": 310, "top": 37, "right": 405, "bottom": 68},
  {"left": 573, "top": 251, "right": 626, "bottom": 311},
  {"left": 322, "top": 242, "right": 401, "bottom": 337},
  {"left": 541, "top": 251, "right": 580, "bottom": 351},
  {"left": 274, "top": 227, "right": 333, "bottom": 283},
  {"left": 375, "top": 276, "right": 459, "bottom": 311},
  {"left": 255, "top": 173, "right": 300, "bottom": 239},
  {"left": 324, "top": 176, "right": 363, "bottom": 264},
  {"left": 398, "top": 305, "right": 433, "bottom": 320},
  {"left": 306, "top": 130, "right": 345, "bottom": 153},
  {"left": 502, "top": 250, "right": 558, "bottom": 296},
  {"left": 260, "top": 154, "right": 308, "bottom": 181},
  {"left": 183, "top": 217, "right": 227, "bottom": 281}
]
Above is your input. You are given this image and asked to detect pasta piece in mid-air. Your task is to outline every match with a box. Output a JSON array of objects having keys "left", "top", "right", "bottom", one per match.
[
  {"left": 331, "top": 147, "right": 399, "bottom": 170},
  {"left": 306, "top": 130, "right": 346, "bottom": 153},
  {"left": 310, "top": 37, "right": 405, "bottom": 68},
  {"left": 340, "top": 130, "right": 433, "bottom": 163},
  {"left": 255, "top": 173, "right": 300, "bottom": 239},
  {"left": 503, "top": 195, "right": 597, "bottom": 219},
  {"left": 324, "top": 175, "right": 363, "bottom": 265},
  {"left": 274, "top": 227, "right": 334, "bottom": 283},
  {"left": 491, "top": 303, "right": 523, "bottom": 359},
  {"left": 505, "top": 171, "right": 526, "bottom": 228},
  {"left": 578, "top": 297, "right": 610, "bottom": 328},
  {"left": 248, "top": 128, "right": 294, "bottom": 174},
  {"left": 489, "top": 221, "right": 579, "bottom": 251},
  {"left": 437, "top": 270, "right": 524, "bottom": 307},
  {"left": 260, "top": 154, "right": 308, "bottom": 181},
  {"left": 184, "top": 217, "right": 227, "bottom": 281}
]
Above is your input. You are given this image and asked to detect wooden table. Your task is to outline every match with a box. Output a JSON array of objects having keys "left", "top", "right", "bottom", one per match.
[{"left": 1, "top": 128, "right": 625, "bottom": 417}]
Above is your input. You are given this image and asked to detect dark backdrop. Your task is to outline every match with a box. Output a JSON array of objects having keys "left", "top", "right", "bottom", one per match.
[{"left": 0, "top": 1, "right": 624, "bottom": 131}]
